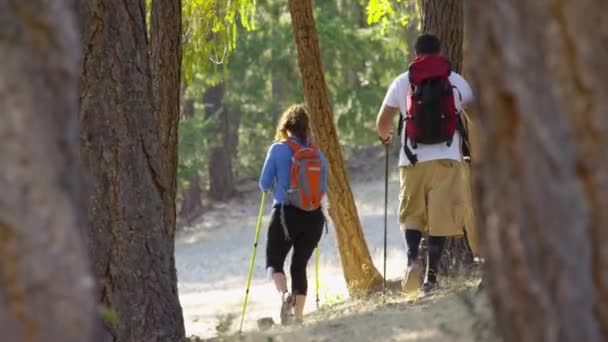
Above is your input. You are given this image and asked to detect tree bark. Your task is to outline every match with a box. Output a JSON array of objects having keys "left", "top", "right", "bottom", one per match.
[
  {"left": 79, "top": 0, "right": 185, "bottom": 340},
  {"left": 0, "top": 2, "right": 96, "bottom": 341},
  {"left": 204, "top": 83, "right": 237, "bottom": 202},
  {"left": 421, "top": 0, "right": 463, "bottom": 73},
  {"left": 466, "top": 0, "right": 608, "bottom": 341},
  {"left": 151, "top": 0, "right": 182, "bottom": 238},
  {"left": 288, "top": 0, "right": 382, "bottom": 292}
]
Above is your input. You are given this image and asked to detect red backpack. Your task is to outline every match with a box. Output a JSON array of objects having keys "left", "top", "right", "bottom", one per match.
[{"left": 399, "top": 55, "right": 468, "bottom": 165}]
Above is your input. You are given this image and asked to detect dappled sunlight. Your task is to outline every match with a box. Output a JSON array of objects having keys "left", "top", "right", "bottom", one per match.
[
  {"left": 391, "top": 329, "right": 440, "bottom": 341},
  {"left": 177, "top": 175, "right": 411, "bottom": 338},
  {"left": 232, "top": 283, "right": 488, "bottom": 342}
]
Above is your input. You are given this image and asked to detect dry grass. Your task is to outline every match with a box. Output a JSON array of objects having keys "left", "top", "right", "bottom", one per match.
[{"left": 194, "top": 279, "right": 499, "bottom": 342}]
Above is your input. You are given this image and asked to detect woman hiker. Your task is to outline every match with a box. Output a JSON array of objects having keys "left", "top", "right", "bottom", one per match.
[{"left": 259, "top": 104, "right": 328, "bottom": 325}]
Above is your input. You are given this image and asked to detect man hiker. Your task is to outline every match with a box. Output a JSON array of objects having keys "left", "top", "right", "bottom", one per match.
[{"left": 375, "top": 34, "right": 474, "bottom": 293}]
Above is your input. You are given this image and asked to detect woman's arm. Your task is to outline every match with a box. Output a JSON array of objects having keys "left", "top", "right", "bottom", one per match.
[{"left": 259, "top": 144, "right": 277, "bottom": 192}]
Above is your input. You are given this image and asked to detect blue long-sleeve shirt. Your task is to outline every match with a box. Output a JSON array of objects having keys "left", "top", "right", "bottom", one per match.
[{"left": 259, "top": 137, "right": 328, "bottom": 206}]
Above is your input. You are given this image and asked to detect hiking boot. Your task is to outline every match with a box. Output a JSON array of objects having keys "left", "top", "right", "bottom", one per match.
[
  {"left": 280, "top": 292, "right": 295, "bottom": 325},
  {"left": 422, "top": 281, "right": 436, "bottom": 294},
  {"left": 257, "top": 317, "right": 275, "bottom": 331},
  {"left": 422, "top": 272, "right": 438, "bottom": 294},
  {"left": 401, "top": 259, "right": 423, "bottom": 293}
]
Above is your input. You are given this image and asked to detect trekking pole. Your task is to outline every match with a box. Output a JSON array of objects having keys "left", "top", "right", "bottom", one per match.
[
  {"left": 315, "top": 245, "right": 320, "bottom": 309},
  {"left": 383, "top": 144, "right": 389, "bottom": 296},
  {"left": 239, "top": 191, "right": 267, "bottom": 333}
]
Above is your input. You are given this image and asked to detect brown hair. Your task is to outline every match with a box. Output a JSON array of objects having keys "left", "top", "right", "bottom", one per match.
[{"left": 274, "top": 104, "right": 312, "bottom": 143}]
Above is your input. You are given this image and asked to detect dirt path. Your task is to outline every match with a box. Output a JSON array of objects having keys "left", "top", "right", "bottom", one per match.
[
  {"left": 175, "top": 161, "right": 493, "bottom": 341},
  {"left": 176, "top": 167, "right": 405, "bottom": 338},
  {"left": 225, "top": 283, "right": 495, "bottom": 342}
]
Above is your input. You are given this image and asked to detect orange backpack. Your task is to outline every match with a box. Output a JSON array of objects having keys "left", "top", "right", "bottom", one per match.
[{"left": 284, "top": 140, "right": 324, "bottom": 211}]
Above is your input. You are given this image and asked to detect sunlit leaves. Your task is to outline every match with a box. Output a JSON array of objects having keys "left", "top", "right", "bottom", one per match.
[
  {"left": 182, "top": 0, "right": 256, "bottom": 83},
  {"left": 366, "top": 0, "right": 419, "bottom": 34},
  {"left": 366, "top": 0, "right": 394, "bottom": 34}
]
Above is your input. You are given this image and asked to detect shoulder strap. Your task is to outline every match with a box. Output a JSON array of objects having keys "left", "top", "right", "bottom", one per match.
[
  {"left": 285, "top": 140, "right": 301, "bottom": 153},
  {"left": 286, "top": 139, "right": 319, "bottom": 154},
  {"left": 307, "top": 144, "right": 319, "bottom": 152}
]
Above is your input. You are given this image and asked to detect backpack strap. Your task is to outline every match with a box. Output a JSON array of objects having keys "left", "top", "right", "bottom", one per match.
[
  {"left": 285, "top": 139, "right": 318, "bottom": 154},
  {"left": 285, "top": 139, "right": 302, "bottom": 153},
  {"left": 457, "top": 114, "right": 472, "bottom": 163},
  {"left": 280, "top": 140, "right": 298, "bottom": 241},
  {"left": 403, "top": 130, "right": 418, "bottom": 166},
  {"left": 401, "top": 75, "right": 418, "bottom": 166}
]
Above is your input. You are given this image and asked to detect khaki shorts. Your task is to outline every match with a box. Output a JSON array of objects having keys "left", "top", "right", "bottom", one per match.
[{"left": 399, "top": 159, "right": 465, "bottom": 237}]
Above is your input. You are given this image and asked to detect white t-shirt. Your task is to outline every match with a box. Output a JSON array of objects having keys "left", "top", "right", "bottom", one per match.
[{"left": 382, "top": 71, "right": 474, "bottom": 166}]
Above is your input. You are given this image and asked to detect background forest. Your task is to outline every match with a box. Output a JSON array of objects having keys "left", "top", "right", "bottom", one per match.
[{"left": 177, "top": 0, "right": 417, "bottom": 223}]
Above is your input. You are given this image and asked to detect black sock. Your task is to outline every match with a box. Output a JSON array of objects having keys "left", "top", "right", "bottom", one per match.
[
  {"left": 426, "top": 236, "right": 446, "bottom": 283},
  {"left": 404, "top": 229, "right": 422, "bottom": 266}
]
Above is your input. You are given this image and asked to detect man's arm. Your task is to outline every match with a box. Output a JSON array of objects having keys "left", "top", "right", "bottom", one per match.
[
  {"left": 451, "top": 73, "right": 474, "bottom": 106},
  {"left": 377, "top": 74, "right": 405, "bottom": 143},
  {"left": 376, "top": 105, "right": 399, "bottom": 143}
]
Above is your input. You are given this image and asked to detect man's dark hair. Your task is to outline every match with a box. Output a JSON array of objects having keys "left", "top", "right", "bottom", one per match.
[{"left": 414, "top": 34, "right": 441, "bottom": 55}]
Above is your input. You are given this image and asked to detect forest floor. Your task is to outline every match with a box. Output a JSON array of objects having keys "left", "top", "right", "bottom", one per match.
[{"left": 175, "top": 146, "right": 497, "bottom": 341}]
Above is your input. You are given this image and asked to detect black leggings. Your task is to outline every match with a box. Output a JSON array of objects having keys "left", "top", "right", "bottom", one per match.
[{"left": 266, "top": 205, "right": 324, "bottom": 295}]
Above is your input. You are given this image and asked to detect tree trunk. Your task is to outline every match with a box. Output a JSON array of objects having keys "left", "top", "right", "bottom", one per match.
[
  {"left": 419, "top": 0, "right": 475, "bottom": 274},
  {"left": 421, "top": 0, "right": 463, "bottom": 73},
  {"left": 178, "top": 174, "right": 204, "bottom": 224},
  {"left": 79, "top": 0, "right": 185, "bottom": 340},
  {"left": 0, "top": 2, "right": 96, "bottom": 341},
  {"left": 288, "top": 0, "right": 382, "bottom": 292},
  {"left": 178, "top": 87, "right": 204, "bottom": 223},
  {"left": 466, "top": 0, "right": 608, "bottom": 341},
  {"left": 150, "top": 0, "right": 182, "bottom": 238},
  {"left": 204, "top": 83, "right": 237, "bottom": 202}
]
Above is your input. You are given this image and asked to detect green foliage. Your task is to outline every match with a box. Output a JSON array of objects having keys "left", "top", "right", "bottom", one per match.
[
  {"left": 178, "top": 79, "right": 219, "bottom": 190},
  {"left": 366, "top": 0, "right": 420, "bottom": 34},
  {"left": 366, "top": 0, "right": 395, "bottom": 33},
  {"left": 322, "top": 292, "right": 346, "bottom": 306},
  {"left": 98, "top": 305, "right": 119, "bottom": 331},
  {"left": 182, "top": 0, "right": 256, "bottom": 83},
  {"left": 177, "top": 0, "right": 420, "bottom": 200},
  {"left": 215, "top": 313, "right": 236, "bottom": 336}
]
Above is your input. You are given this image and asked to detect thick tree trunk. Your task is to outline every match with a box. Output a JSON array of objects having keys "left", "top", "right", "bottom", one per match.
[
  {"left": 421, "top": 0, "right": 463, "bottom": 73},
  {"left": 204, "top": 83, "right": 237, "bottom": 202},
  {"left": 419, "top": 0, "right": 475, "bottom": 274},
  {"left": 151, "top": 0, "right": 182, "bottom": 238},
  {"left": 289, "top": 0, "right": 382, "bottom": 292},
  {"left": 466, "top": 1, "right": 608, "bottom": 341},
  {"left": 79, "top": 0, "right": 185, "bottom": 340},
  {"left": 0, "top": 2, "right": 96, "bottom": 341}
]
